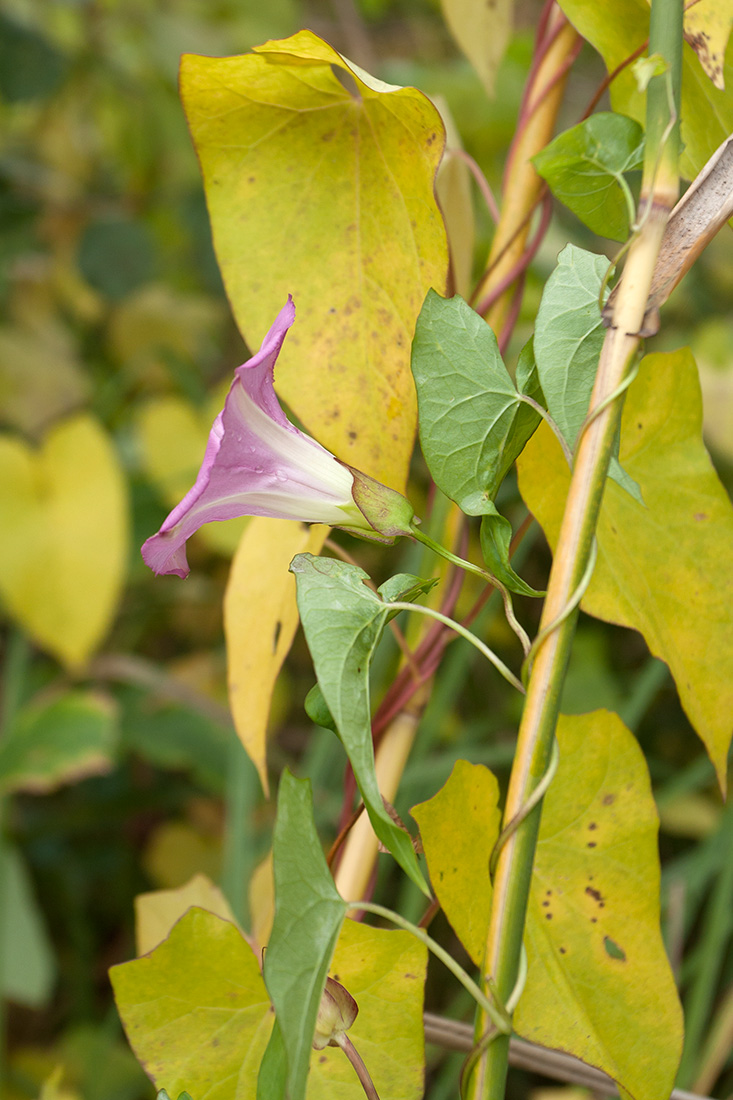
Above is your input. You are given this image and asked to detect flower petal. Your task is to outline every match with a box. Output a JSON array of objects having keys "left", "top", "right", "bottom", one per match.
[{"left": 141, "top": 298, "right": 370, "bottom": 577}]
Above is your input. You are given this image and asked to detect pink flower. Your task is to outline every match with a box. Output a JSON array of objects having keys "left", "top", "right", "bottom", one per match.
[{"left": 141, "top": 298, "right": 414, "bottom": 577}]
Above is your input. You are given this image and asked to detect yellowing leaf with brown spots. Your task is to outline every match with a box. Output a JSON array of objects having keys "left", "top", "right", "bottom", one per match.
[
  {"left": 411, "top": 760, "right": 500, "bottom": 965},
  {"left": 224, "top": 519, "right": 328, "bottom": 794},
  {"left": 411, "top": 717, "right": 681, "bottom": 1100},
  {"left": 180, "top": 32, "right": 448, "bottom": 490},
  {"left": 517, "top": 711, "right": 683, "bottom": 1100},
  {"left": 111, "top": 909, "right": 425, "bottom": 1100},
  {"left": 517, "top": 349, "right": 733, "bottom": 787},
  {"left": 681, "top": 0, "right": 733, "bottom": 89}
]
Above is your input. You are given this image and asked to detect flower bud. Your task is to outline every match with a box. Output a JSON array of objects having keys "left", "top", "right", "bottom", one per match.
[{"left": 312, "top": 977, "right": 359, "bottom": 1051}]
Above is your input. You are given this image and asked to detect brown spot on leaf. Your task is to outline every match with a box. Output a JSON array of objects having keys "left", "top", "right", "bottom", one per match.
[
  {"left": 602, "top": 794, "right": 615, "bottom": 805},
  {"left": 694, "top": 512, "right": 708, "bottom": 521},
  {"left": 585, "top": 886, "right": 603, "bottom": 903}
]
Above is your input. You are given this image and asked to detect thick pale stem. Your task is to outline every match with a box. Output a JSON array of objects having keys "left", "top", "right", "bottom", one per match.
[
  {"left": 334, "top": 703, "right": 423, "bottom": 904},
  {"left": 474, "top": 7, "right": 579, "bottom": 332}
]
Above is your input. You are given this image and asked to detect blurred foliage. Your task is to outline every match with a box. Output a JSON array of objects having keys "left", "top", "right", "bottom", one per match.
[{"left": 1, "top": 0, "right": 733, "bottom": 1099}]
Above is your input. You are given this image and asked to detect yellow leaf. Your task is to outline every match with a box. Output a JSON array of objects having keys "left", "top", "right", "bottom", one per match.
[
  {"left": 517, "top": 712, "right": 683, "bottom": 1100},
  {"left": 224, "top": 518, "right": 328, "bottom": 794},
  {"left": 411, "top": 718, "right": 682, "bottom": 1100},
  {"left": 248, "top": 851, "right": 275, "bottom": 954},
  {"left": 682, "top": 0, "right": 733, "bottom": 89},
  {"left": 411, "top": 760, "right": 500, "bottom": 965},
  {"left": 135, "top": 873, "right": 239, "bottom": 957},
  {"left": 312, "top": 918, "right": 427, "bottom": 1100},
  {"left": 137, "top": 393, "right": 246, "bottom": 556},
  {"left": 433, "top": 96, "right": 476, "bottom": 300},
  {"left": 0, "top": 415, "right": 128, "bottom": 669},
  {"left": 440, "top": 0, "right": 514, "bottom": 97},
  {"left": 180, "top": 32, "right": 448, "bottom": 490},
  {"left": 517, "top": 349, "right": 733, "bottom": 788}
]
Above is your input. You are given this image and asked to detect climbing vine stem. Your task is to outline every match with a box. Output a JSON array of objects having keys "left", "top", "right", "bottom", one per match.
[{"left": 467, "top": 1, "right": 683, "bottom": 1097}]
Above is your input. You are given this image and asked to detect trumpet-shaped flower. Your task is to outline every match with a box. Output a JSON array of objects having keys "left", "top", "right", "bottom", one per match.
[{"left": 142, "top": 297, "right": 415, "bottom": 577}]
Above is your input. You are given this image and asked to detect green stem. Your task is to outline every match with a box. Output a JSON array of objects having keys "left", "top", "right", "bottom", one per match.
[
  {"left": 385, "top": 602, "right": 525, "bottom": 695},
  {"left": 470, "top": 4, "right": 683, "bottom": 1098},
  {"left": 349, "top": 900, "right": 511, "bottom": 1034}
]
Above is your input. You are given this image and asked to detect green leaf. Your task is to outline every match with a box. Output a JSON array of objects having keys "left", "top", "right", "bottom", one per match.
[
  {"left": 534, "top": 247, "right": 641, "bottom": 501},
  {"left": 534, "top": 245, "right": 608, "bottom": 453},
  {"left": 304, "top": 682, "right": 338, "bottom": 733},
  {"left": 0, "top": 415, "right": 129, "bottom": 669},
  {"left": 290, "top": 554, "right": 429, "bottom": 894},
  {"left": 257, "top": 1024, "right": 287, "bottom": 1100},
  {"left": 1, "top": 844, "right": 55, "bottom": 1007},
  {"left": 180, "top": 31, "right": 448, "bottom": 490},
  {"left": 262, "top": 771, "right": 347, "bottom": 1100},
  {"left": 516, "top": 711, "right": 683, "bottom": 1100},
  {"left": 111, "top": 909, "right": 273, "bottom": 1100},
  {"left": 0, "top": 692, "right": 118, "bottom": 795},
  {"left": 557, "top": 0, "right": 733, "bottom": 179},
  {"left": 411, "top": 760, "right": 501, "bottom": 966},
  {"left": 479, "top": 503, "right": 545, "bottom": 598},
  {"left": 411, "top": 290, "right": 523, "bottom": 513},
  {"left": 533, "top": 113, "right": 644, "bottom": 241},
  {"left": 78, "top": 217, "right": 154, "bottom": 302},
  {"left": 0, "top": 13, "right": 68, "bottom": 102},
  {"left": 517, "top": 348, "right": 733, "bottom": 788},
  {"left": 377, "top": 573, "right": 438, "bottom": 606},
  {"left": 499, "top": 337, "right": 544, "bottom": 483}
]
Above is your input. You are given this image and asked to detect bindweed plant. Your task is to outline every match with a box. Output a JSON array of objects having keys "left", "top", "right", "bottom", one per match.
[
  {"left": 2, "top": 0, "right": 732, "bottom": 1098},
  {"left": 111, "top": 0, "right": 733, "bottom": 1097}
]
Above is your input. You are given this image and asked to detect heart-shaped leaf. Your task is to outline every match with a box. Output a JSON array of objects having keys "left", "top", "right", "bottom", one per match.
[
  {"left": 180, "top": 31, "right": 448, "bottom": 490},
  {"left": 0, "top": 415, "right": 128, "bottom": 668}
]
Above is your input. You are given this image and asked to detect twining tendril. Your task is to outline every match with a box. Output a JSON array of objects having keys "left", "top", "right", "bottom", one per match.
[
  {"left": 349, "top": 900, "right": 512, "bottom": 1035},
  {"left": 488, "top": 739, "right": 560, "bottom": 878},
  {"left": 521, "top": 537, "right": 598, "bottom": 686},
  {"left": 386, "top": 602, "right": 525, "bottom": 695},
  {"left": 457, "top": 948, "right": 529, "bottom": 1099},
  {"left": 410, "top": 524, "right": 531, "bottom": 656}
]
